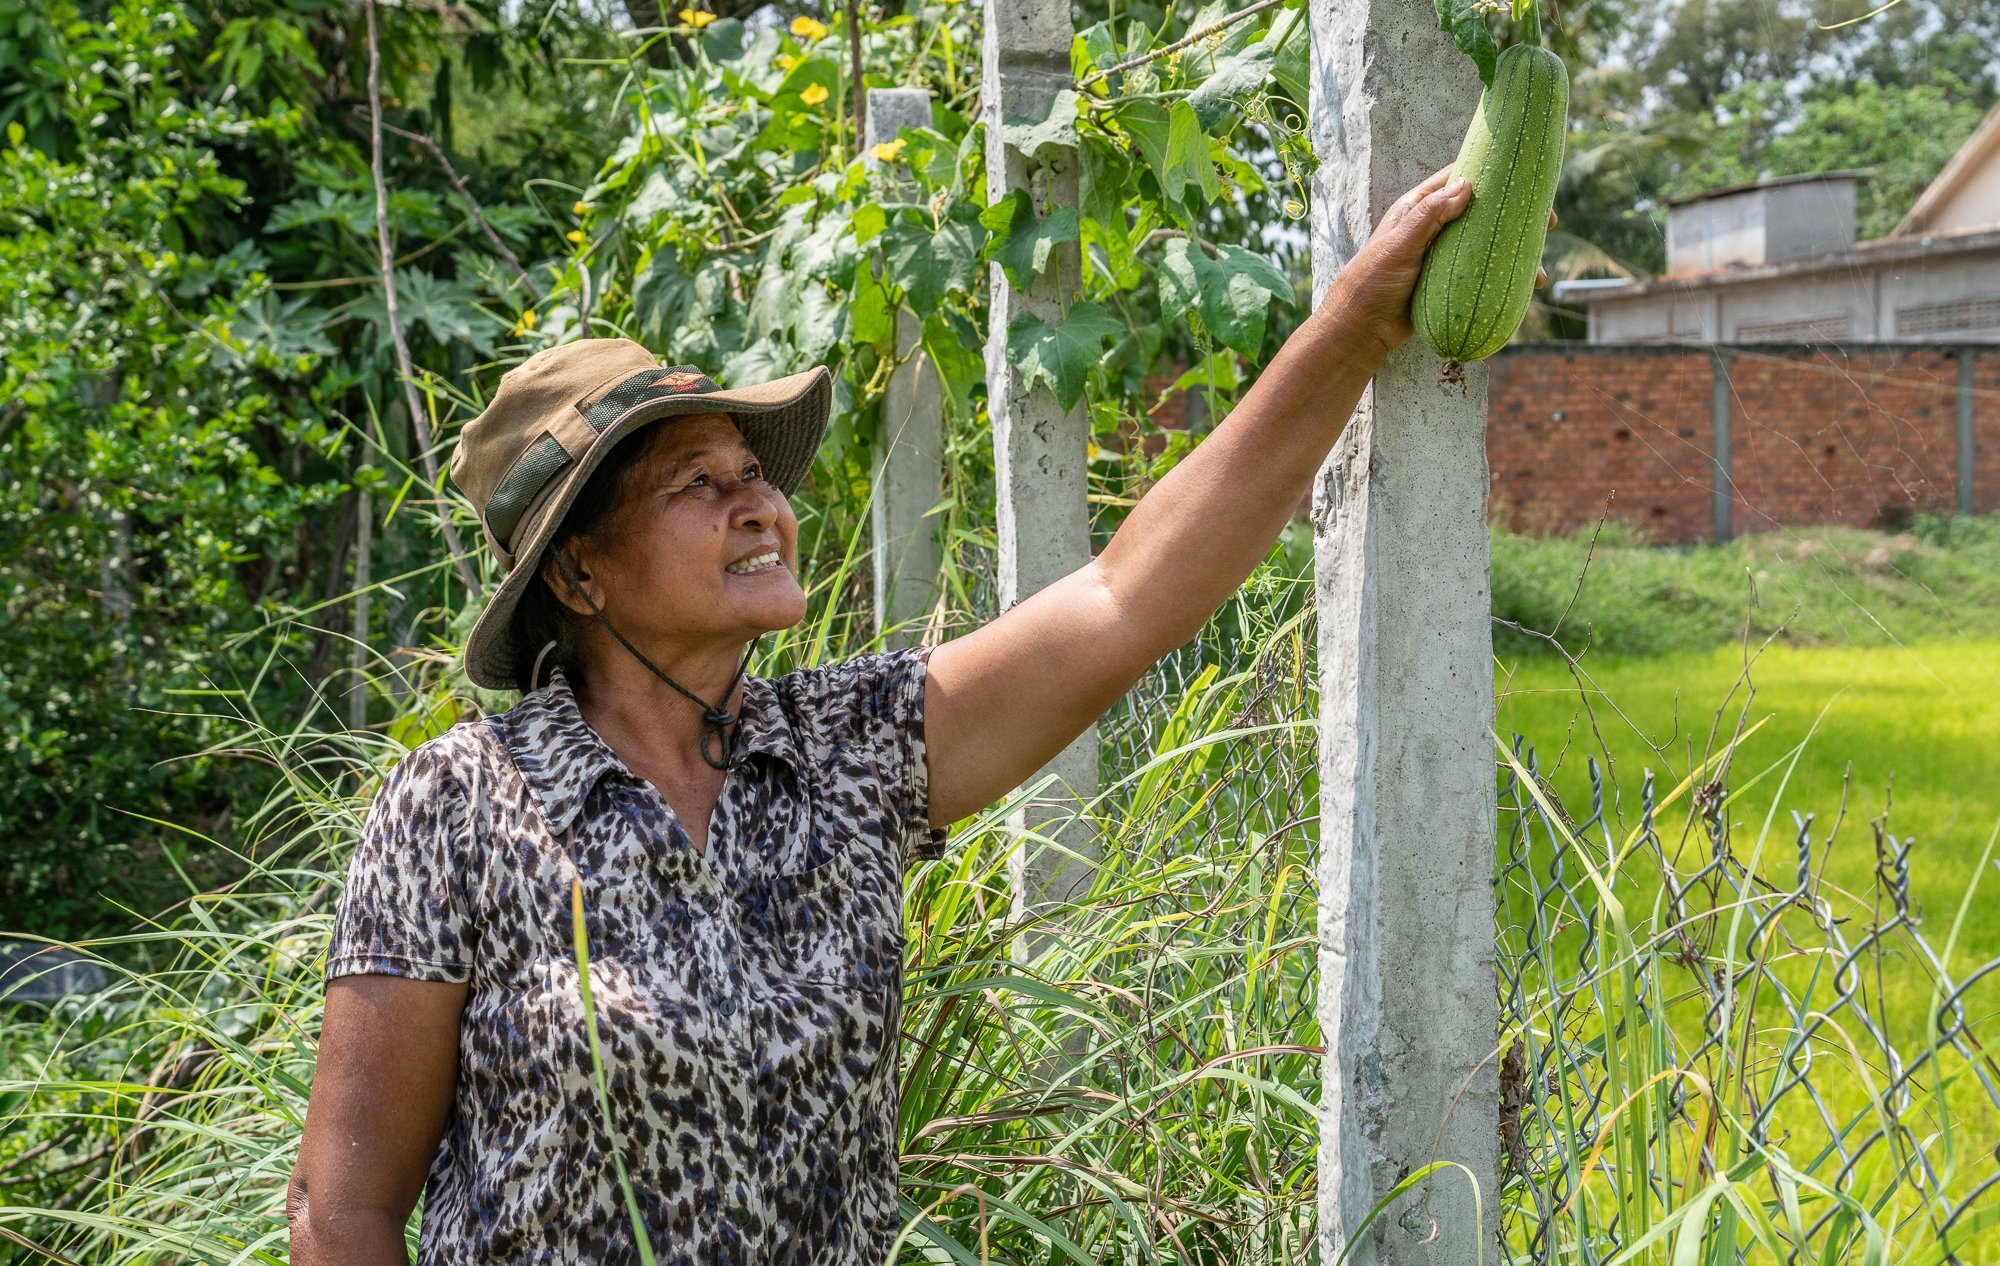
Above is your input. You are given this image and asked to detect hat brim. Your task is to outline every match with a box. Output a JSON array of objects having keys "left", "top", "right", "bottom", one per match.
[{"left": 461, "top": 364, "right": 833, "bottom": 690}]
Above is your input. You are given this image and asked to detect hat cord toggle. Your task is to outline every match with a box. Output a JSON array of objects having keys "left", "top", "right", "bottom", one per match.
[{"left": 551, "top": 553, "right": 757, "bottom": 771}]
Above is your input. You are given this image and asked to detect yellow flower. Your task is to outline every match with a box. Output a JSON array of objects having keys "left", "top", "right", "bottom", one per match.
[
  {"left": 678, "top": 6, "right": 716, "bottom": 25},
  {"left": 800, "top": 82, "right": 829, "bottom": 106},
  {"left": 566, "top": 229, "right": 585, "bottom": 243},
  {"left": 790, "top": 15, "right": 828, "bottom": 39},
  {"left": 777, "top": 52, "right": 799, "bottom": 70},
  {"left": 572, "top": 200, "right": 589, "bottom": 216},
  {"left": 512, "top": 309, "right": 539, "bottom": 336},
  {"left": 868, "top": 137, "right": 906, "bottom": 162}
]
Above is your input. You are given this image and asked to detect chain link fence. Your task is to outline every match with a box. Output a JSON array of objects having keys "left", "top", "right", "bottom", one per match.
[
  {"left": 950, "top": 512, "right": 2000, "bottom": 1261},
  {"left": 1090, "top": 585, "right": 1998, "bottom": 1259},
  {"left": 1495, "top": 741, "right": 2000, "bottom": 1263}
]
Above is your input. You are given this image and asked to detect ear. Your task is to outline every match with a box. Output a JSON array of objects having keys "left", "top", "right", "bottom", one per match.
[{"left": 540, "top": 544, "right": 604, "bottom": 618}]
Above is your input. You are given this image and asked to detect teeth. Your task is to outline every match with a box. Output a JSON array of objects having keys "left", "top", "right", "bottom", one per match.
[{"left": 726, "top": 551, "right": 780, "bottom": 575}]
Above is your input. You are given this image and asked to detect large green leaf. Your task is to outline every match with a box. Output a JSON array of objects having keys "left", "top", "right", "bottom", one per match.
[
  {"left": 1005, "top": 301, "right": 1122, "bottom": 413},
  {"left": 921, "top": 309, "right": 985, "bottom": 423},
  {"left": 880, "top": 205, "right": 984, "bottom": 314},
  {"left": 1185, "top": 38, "right": 1275, "bottom": 131},
  {"left": 1271, "top": 6, "right": 1309, "bottom": 107},
  {"left": 1434, "top": 0, "right": 1498, "bottom": 88},
  {"left": 699, "top": 16, "right": 746, "bottom": 59},
  {"left": 979, "top": 189, "right": 1080, "bottom": 289},
  {"left": 631, "top": 252, "right": 698, "bottom": 348},
  {"left": 1079, "top": 138, "right": 1137, "bottom": 287},
  {"left": 1155, "top": 239, "right": 1294, "bottom": 360},
  {"left": 353, "top": 268, "right": 497, "bottom": 354},
  {"left": 1162, "top": 102, "right": 1221, "bottom": 208},
  {"left": 850, "top": 258, "right": 893, "bottom": 346},
  {"left": 1114, "top": 100, "right": 1173, "bottom": 177},
  {"left": 1003, "top": 88, "right": 1081, "bottom": 158}
]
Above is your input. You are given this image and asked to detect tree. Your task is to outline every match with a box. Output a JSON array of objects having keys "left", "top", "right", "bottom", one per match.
[{"left": 0, "top": 0, "right": 620, "bottom": 936}]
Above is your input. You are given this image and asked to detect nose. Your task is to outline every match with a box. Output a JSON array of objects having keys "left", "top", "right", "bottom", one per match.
[{"left": 728, "top": 479, "right": 783, "bottom": 530}]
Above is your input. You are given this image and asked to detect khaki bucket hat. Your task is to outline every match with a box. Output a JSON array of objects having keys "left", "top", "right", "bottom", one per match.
[{"left": 449, "top": 337, "right": 831, "bottom": 690}]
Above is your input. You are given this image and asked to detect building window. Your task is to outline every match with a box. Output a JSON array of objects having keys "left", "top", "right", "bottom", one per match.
[
  {"left": 1896, "top": 297, "right": 2000, "bottom": 336},
  {"left": 1735, "top": 313, "right": 1851, "bottom": 342}
]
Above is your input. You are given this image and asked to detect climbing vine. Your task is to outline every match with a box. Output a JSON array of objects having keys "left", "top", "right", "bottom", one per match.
[{"left": 525, "top": 0, "right": 1316, "bottom": 563}]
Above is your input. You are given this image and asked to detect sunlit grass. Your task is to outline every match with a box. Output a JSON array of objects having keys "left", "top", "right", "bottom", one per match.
[
  {"left": 1494, "top": 638, "right": 2000, "bottom": 1264},
  {"left": 7, "top": 546, "right": 2000, "bottom": 1263}
]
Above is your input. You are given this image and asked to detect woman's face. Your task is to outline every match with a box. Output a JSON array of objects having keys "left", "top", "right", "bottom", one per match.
[{"left": 548, "top": 412, "right": 808, "bottom": 651}]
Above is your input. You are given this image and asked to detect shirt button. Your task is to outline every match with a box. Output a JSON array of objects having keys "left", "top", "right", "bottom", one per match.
[
  {"left": 697, "top": 891, "right": 721, "bottom": 916},
  {"left": 717, "top": 996, "right": 737, "bottom": 1017},
  {"left": 728, "top": 1203, "right": 753, "bottom": 1227}
]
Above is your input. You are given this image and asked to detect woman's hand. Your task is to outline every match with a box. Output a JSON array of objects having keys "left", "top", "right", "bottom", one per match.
[
  {"left": 922, "top": 169, "right": 1558, "bottom": 827},
  {"left": 1320, "top": 165, "right": 1557, "bottom": 361}
]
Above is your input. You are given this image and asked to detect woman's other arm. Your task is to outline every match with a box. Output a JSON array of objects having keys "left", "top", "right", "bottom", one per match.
[
  {"left": 925, "top": 168, "right": 1514, "bottom": 825},
  {"left": 288, "top": 975, "right": 468, "bottom": 1265}
]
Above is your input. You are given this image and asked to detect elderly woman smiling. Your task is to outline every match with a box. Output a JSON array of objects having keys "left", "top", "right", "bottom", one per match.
[{"left": 287, "top": 168, "right": 1540, "bottom": 1265}]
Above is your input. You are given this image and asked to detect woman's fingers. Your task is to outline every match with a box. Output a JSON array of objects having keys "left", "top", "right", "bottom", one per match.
[
  {"left": 1535, "top": 267, "right": 1549, "bottom": 288},
  {"left": 1548, "top": 210, "right": 1558, "bottom": 230}
]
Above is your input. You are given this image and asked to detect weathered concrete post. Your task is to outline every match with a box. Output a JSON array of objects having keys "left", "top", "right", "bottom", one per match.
[
  {"left": 1958, "top": 347, "right": 1976, "bottom": 515},
  {"left": 982, "top": 0, "right": 1100, "bottom": 930},
  {"left": 1712, "top": 349, "right": 1734, "bottom": 542},
  {"left": 865, "top": 88, "right": 946, "bottom": 649},
  {"left": 1308, "top": 0, "right": 1501, "bottom": 1259}
]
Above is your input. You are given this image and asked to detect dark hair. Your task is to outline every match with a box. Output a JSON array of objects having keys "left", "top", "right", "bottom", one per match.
[{"left": 508, "top": 420, "right": 674, "bottom": 691}]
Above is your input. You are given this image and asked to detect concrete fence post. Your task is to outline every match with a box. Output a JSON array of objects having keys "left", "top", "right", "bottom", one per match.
[
  {"left": 864, "top": 88, "right": 945, "bottom": 649},
  {"left": 1307, "top": 0, "right": 1501, "bottom": 1259},
  {"left": 1712, "top": 348, "right": 1734, "bottom": 542},
  {"left": 1959, "top": 347, "right": 1976, "bottom": 515},
  {"left": 982, "top": 0, "right": 1101, "bottom": 940}
]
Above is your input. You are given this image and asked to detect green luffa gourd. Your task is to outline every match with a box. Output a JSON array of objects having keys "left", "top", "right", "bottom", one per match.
[{"left": 1412, "top": 43, "right": 1570, "bottom": 372}]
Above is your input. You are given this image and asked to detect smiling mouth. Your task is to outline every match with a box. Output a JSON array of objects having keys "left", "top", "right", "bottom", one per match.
[{"left": 725, "top": 550, "right": 784, "bottom": 575}]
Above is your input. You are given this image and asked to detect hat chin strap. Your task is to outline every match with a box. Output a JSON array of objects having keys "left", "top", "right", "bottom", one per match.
[{"left": 551, "top": 553, "right": 758, "bottom": 772}]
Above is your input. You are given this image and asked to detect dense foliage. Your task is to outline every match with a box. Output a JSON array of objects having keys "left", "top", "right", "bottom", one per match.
[
  {"left": 1542, "top": 0, "right": 2000, "bottom": 300},
  {"left": 7, "top": 0, "right": 1985, "bottom": 932},
  {"left": 0, "top": 0, "right": 614, "bottom": 934}
]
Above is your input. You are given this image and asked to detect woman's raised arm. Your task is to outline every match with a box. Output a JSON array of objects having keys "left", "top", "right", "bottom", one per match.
[{"left": 924, "top": 168, "right": 1488, "bottom": 827}]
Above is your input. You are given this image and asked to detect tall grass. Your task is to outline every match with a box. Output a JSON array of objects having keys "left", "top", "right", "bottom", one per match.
[
  {"left": 0, "top": 593, "right": 1327, "bottom": 1265},
  {"left": 6, "top": 527, "right": 2000, "bottom": 1264}
]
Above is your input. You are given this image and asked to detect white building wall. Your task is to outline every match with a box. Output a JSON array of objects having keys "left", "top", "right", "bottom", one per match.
[
  {"left": 1586, "top": 244, "right": 2000, "bottom": 343},
  {"left": 1667, "top": 189, "right": 1767, "bottom": 274},
  {"left": 1881, "top": 252, "right": 2000, "bottom": 338},
  {"left": 1922, "top": 160, "right": 2000, "bottom": 236}
]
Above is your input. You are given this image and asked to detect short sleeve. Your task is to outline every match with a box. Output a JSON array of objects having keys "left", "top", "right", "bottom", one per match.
[
  {"left": 805, "top": 644, "right": 949, "bottom": 869},
  {"left": 878, "top": 644, "right": 950, "bottom": 867},
  {"left": 325, "top": 741, "right": 478, "bottom": 984}
]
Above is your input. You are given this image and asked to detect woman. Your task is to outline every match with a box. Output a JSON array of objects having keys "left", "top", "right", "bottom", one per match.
[{"left": 287, "top": 168, "right": 1533, "bottom": 1264}]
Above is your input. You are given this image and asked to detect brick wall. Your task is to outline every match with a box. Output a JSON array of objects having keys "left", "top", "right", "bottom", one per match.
[
  {"left": 1975, "top": 355, "right": 2000, "bottom": 516},
  {"left": 1487, "top": 345, "right": 1989, "bottom": 543},
  {"left": 1488, "top": 348, "right": 1715, "bottom": 540}
]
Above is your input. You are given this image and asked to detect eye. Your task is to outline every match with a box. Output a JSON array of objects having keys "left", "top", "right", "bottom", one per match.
[{"left": 743, "top": 462, "right": 764, "bottom": 481}]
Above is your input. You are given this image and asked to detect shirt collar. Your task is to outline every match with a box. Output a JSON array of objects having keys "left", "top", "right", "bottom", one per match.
[{"left": 503, "top": 667, "right": 800, "bottom": 833}]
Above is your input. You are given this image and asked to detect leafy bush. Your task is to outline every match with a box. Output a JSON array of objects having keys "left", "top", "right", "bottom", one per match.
[
  {"left": 0, "top": 0, "right": 343, "bottom": 934},
  {"left": 0, "top": 0, "right": 612, "bottom": 936}
]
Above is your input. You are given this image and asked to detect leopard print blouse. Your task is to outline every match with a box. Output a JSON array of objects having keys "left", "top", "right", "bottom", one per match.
[{"left": 323, "top": 646, "right": 948, "bottom": 1265}]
